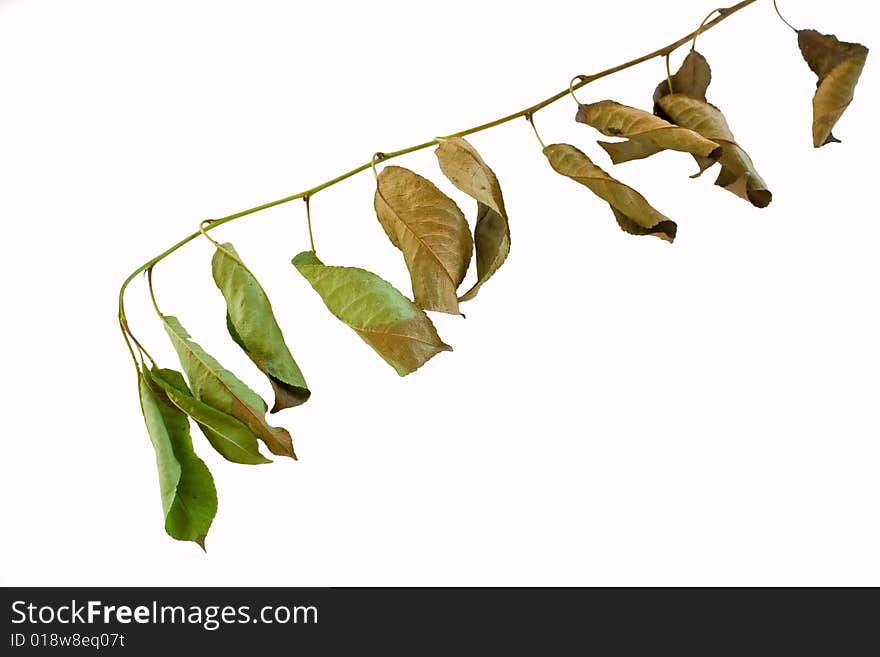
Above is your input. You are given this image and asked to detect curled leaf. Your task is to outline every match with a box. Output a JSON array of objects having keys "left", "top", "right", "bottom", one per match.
[
  {"left": 150, "top": 367, "right": 270, "bottom": 466},
  {"left": 374, "top": 165, "right": 473, "bottom": 315},
  {"left": 138, "top": 368, "right": 217, "bottom": 547},
  {"left": 575, "top": 100, "right": 721, "bottom": 166},
  {"left": 435, "top": 137, "right": 510, "bottom": 302},
  {"left": 797, "top": 29, "right": 868, "bottom": 147},
  {"left": 657, "top": 94, "right": 771, "bottom": 208},
  {"left": 292, "top": 251, "right": 451, "bottom": 376},
  {"left": 653, "top": 50, "right": 712, "bottom": 111},
  {"left": 162, "top": 315, "right": 296, "bottom": 459},
  {"left": 651, "top": 49, "right": 771, "bottom": 208},
  {"left": 212, "top": 242, "right": 310, "bottom": 412},
  {"left": 543, "top": 143, "right": 676, "bottom": 242}
]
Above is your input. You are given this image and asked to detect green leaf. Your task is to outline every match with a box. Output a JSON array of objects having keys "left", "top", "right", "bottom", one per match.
[
  {"left": 150, "top": 367, "right": 270, "bottom": 466},
  {"left": 374, "top": 165, "right": 473, "bottom": 315},
  {"left": 292, "top": 251, "right": 451, "bottom": 376},
  {"left": 162, "top": 315, "right": 296, "bottom": 459},
  {"left": 211, "top": 242, "right": 310, "bottom": 412},
  {"left": 138, "top": 368, "right": 217, "bottom": 547},
  {"left": 435, "top": 137, "right": 511, "bottom": 302},
  {"left": 543, "top": 143, "right": 677, "bottom": 242}
]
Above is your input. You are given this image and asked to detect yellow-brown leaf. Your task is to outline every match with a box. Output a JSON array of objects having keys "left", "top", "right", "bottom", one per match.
[
  {"left": 658, "top": 94, "right": 771, "bottom": 208},
  {"left": 434, "top": 137, "right": 510, "bottom": 302},
  {"left": 576, "top": 100, "right": 721, "bottom": 166},
  {"left": 374, "top": 166, "right": 473, "bottom": 315},
  {"left": 797, "top": 29, "right": 869, "bottom": 147},
  {"left": 543, "top": 143, "right": 676, "bottom": 242}
]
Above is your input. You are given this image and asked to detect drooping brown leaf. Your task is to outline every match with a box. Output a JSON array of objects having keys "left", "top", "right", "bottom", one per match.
[
  {"left": 575, "top": 100, "right": 721, "bottom": 167},
  {"left": 374, "top": 166, "right": 473, "bottom": 315},
  {"left": 434, "top": 137, "right": 510, "bottom": 302},
  {"left": 653, "top": 50, "right": 712, "bottom": 114},
  {"left": 657, "top": 94, "right": 772, "bottom": 208},
  {"left": 651, "top": 48, "right": 772, "bottom": 208},
  {"left": 797, "top": 29, "right": 868, "bottom": 147},
  {"left": 543, "top": 143, "right": 677, "bottom": 242}
]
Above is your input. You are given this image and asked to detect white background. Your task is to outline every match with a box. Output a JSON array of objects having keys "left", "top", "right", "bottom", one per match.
[{"left": 1, "top": 0, "right": 877, "bottom": 586}]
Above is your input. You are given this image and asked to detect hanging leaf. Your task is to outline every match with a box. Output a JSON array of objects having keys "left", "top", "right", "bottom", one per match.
[
  {"left": 211, "top": 242, "right": 310, "bottom": 412},
  {"left": 543, "top": 143, "right": 677, "bottom": 242},
  {"left": 138, "top": 368, "right": 217, "bottom": 547},
  {"left": 374, "top": 165, "right": 473, "bottom": 315},
  {"left": 292, "top": 251, "right": 451, "bottom": 376},
  {"left": 162, "top": 315, "right": 296, "bottom": 459},
  {"left": 657, "top": 94, "right": 771, "bottom": 208},
  {"left": 435, "top": 137, "right": 510, "bottom": 302},
  {"left": 652, "top": 50, "right": 771, "bottom": 208},
  {"left": 653, "top": 50, "right": 712, "bottom": 112},
  {"left": 575, "top": 100, "right": 721, "bottom": 166},
  {"left": 796, "top": 29, "right": 868, "bottom": 147},
  {"left": 150, "top": 367, "right": 270, "bottom": 465}
]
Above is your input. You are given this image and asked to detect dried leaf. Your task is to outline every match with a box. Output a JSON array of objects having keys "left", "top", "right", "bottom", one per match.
[
  {"left": 138, "top": 367, "right": 217, "bottom": 547},
  {"left": 653, "top": 50, "right": 712, "bottom": 112},
  {"left": 212, "top": 242, "right": 310, "bottom": 412},
  {"left": 162, "top": 315, "right": 296, "bottom": 459},
  {"left": 543, "top": 143, "right": 677, "bottom": 242},
  {"left": 575, "top": 100, "right": 721, "bottom": 166},
  {"left": 797, "top": 29, "right": 868, "bottom": 147},
  {"left": 657, "top": 94, "right": 771, "bottom": 208},
  {"left": 292, "top": 251, "right": 451, "bottom": 376},
  {"left": 374, "top": 166, "right": 473, "bottom": 315},
  {"left": 434, "top": 137, "right": 510, "bottom": 302},
  {"left": 150, "top": 367, "right": 270, "bottom": 466}
]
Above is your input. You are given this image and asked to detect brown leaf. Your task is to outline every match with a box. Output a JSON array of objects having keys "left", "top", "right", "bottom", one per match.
[
  {"left": 797, "top": 29, "right": 869, "bottom": 147},
  {"left": 653, "top": 50, "right": 712, "bottom": 115},
  {"left": 543, "top": 143, "right": 676, "bottom": 242},
  {"left": 374, "top": 166, "right": 473, "bottom": 315},
  {"left": 434, "top": 137, "right": 510, "bottom": 302},
  {"left": 576, "top": 100, "right": 721, "bottom": 166},
  {"left": 657, "top": 94, "right": 771, "bottom": 209}
]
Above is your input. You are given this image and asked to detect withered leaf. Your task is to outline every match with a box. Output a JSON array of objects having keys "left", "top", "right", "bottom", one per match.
[
  {"left": 657, "top": 94, "right": 772, "bottom": 208},
  {"left": 163, "top": 315, "right": 296, "bottom": 459},
  {"left": 653, "top": 50, "right": 712, "bottom": 113},
  {"left": 374, "top": 166, "right": 473, "bottom": 315},
  {"left": 212, "top": 242, "right": 310, "bottom": 412},
  {"left": 292, "top": 251, "right": 451, "bottom": 376},
  {"left": 138, "top": 367, "right": 217, "bottom": 547},
  {"left": 434, "top": 137, "right": 510, "bottom": 302},
  {"left": 797, "top": 29, "right": 868, "bottom": 147},
  {"left": 543, "top": 143, "right": 677, "bottom": 242},
  {"left": 575, "top": 100, "right": 721, "bottom": 166}
]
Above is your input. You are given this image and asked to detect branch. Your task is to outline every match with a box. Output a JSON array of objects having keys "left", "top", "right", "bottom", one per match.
[{"left": 119, "top": 0, "right": 758, "bottom": 352}]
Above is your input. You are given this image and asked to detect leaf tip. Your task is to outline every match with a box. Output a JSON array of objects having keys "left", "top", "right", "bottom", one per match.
[{"left": 195, "top": 535, "right": 207, "bottom": 552}]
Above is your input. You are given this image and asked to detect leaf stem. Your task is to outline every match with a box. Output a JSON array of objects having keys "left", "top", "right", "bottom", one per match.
[
  {"left": 118, "top": 0, "right": 758, "bottom": 351},
  {"left": 304, "top": 196, "right": 316, "bottom": 252},
  {"left": 525, "top": 114, "right": 546, "bottom": 149},
  {"left": 772, "top": 0, "right": 798, "bottom": 33},
  {"left": 691, "top": 8, "right": 727, "bottom": 51}
]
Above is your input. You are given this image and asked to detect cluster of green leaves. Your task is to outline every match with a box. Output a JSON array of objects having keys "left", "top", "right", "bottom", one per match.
[{"left": 134, "top": 14, "right": 868, "bottom": 547}]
